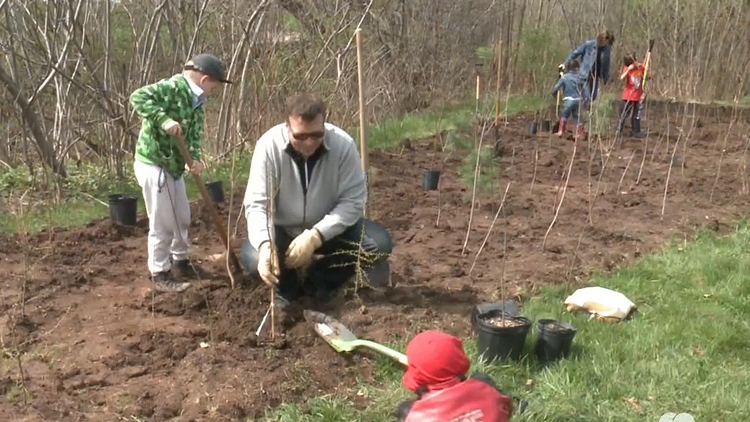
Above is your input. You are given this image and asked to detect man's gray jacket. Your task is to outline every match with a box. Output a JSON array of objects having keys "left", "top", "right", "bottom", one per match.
[{"left": 243, "top": 122, "right": 367, "bottom": 250}]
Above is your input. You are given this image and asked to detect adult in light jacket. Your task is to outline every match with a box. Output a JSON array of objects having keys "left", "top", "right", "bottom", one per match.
[
  {"left": 561, "top": 30, "right": 615, "bottom": 102},
  {"left": 241, "top": 92, "right": 392, "bottom": 306}
]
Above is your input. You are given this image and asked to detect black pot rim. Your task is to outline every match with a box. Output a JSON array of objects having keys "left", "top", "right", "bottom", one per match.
[
  {"left": 108, "top": 193, "right": 138, "bottom": 201},
  {"left": 537, "top": 318, "right": 577, "bottom": 333},
  {"left": 477, "top": 311, "right": 532, "bottom": 330}
]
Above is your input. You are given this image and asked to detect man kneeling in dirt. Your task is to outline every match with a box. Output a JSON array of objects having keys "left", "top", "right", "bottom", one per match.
[
  {"left": 240, "top": 92, "right": 392, "bottom": 306},
  {"left": 397, "top": 330, "right": 514, "bottom": 422}
]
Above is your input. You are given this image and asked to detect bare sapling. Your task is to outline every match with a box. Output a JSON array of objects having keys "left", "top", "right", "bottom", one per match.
[
  {"left": 222, "top": 125, "right": 244, "bottom": 290},
  {"left": 264, "top": 167, "right": 280, "bottom": 342},
  {"left": 4, "top": 190, "right": 33, "bottom": 404},
  {"left": 616, "top": 150, "right": 636, "bottom": 194},
  {"left": 529, "top": 139, "right": 539, "bottom": 194},
  {"left": 740, "top": 133, "right": 750, "bottom": 195},
  {"left": 709, "top": 103, "right": 738, "bottom": 203},
  {"left": 661, "top": 136, "right": 681, "bottom": 218},
  {"left": 493, "top": 39, "right": 503, "bottom": 126},
  {"left": 543, "top": 139, "right": 577, "bottom": 250},
  {"left": 461, "top": 121, "right": 489, "bottom": 256},
  {"left": 469, "top": 182, "right": 511, "bottom": 276}
]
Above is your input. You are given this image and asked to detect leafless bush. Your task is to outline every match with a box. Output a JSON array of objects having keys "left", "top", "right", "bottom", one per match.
[{"left": 0, "top": 0, "right": 747, "bottom": 188}]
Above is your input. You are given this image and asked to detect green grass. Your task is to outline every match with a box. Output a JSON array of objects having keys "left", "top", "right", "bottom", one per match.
[
  {"left": 352, "top": 95, "right": 548, "bottom": 150},
  {"left": 268, "top": 222, "right": 750, "bottom": 422},
  {"left": 0, "top": 96, "right": 547, "bottom": 234},
  {"left": 0, "top": 155, "right": 253, "bottom": 233}
]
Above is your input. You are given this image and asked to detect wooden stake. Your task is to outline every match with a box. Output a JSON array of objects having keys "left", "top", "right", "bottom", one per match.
[
  {"left": 494, "top": 40, "right": 503, "bottom": 125},
  {"left": 355, "top": 27, "right": 370, "bottom": 217},
  {"left": 475, "top": 74, "right": 480, "bottom": 118}
]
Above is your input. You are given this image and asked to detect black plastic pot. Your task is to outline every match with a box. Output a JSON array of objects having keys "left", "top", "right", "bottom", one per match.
[
  {"left": 108, "top": 194, "right": 138, "bottom": 226},
  {"left": 541, "top": 119, "right": 551, "bottom": 132},
  {"left": 476, "top": 310, "right": 532, "bottom": 362},
  {"left": 471, "top": 301, "right": 521, "bottom": 334},
  {"left": 422, "top": 170, "right": 441, "bottom": 191},
  {"left": 534, "top": 319, "right": 577, "bottom": 363},
  {"left": 529, "top": 121, "right": 538, "bottom": 135},
  {"left": 205, "top": 180, "right": 225, "bottom": 204}
]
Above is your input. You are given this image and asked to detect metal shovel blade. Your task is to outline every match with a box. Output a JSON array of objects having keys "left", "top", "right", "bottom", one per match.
[
  {"left": 303, "top": 309, "right": 408, "bottom": 365},
  {"left": 303, "top": 309, "right": 359, "bottom": 351}
]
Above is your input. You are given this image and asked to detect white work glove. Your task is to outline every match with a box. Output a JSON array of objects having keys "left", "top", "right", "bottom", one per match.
[
  {"left": 185, "top": 160, "right": 205, "bottom": 175},
  {"left": 257, "top": 241, "right": 279, "bottom": 287},
  {"left": 163, "top": 119, "right": 182, "bottom": 136},
  {"left": 285, "top": 229, "right": 323, "bottom": 269},
  {"left": 558, "top": 63, "right": 566, "bottom": 72}
]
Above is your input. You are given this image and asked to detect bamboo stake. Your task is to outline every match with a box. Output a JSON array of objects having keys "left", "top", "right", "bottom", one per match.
[
  {"left": 355, "top": 27, "right": 370, "bottom": 217},
  {"left": 494, "top": 39, "right": 503, "bottom": 125}
]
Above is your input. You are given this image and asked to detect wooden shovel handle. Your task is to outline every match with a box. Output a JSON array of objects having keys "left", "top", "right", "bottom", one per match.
[{"left": 173, "top": 132, "right": 242, "bottom": 274}]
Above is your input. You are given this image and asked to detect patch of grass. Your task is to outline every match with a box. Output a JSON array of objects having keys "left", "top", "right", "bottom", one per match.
[
  {"left": 0, "top": 154, "right": 252, "bottom": 234},
  {"left": 267, "top": 222, "right": 750, "bottom": 421},
  {"left": 352, "top": 95, "right": 548, "bottom": 150}
]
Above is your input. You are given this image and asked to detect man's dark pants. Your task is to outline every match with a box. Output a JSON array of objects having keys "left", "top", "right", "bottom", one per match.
[{"left": 240, "top": 218, "right": 392, "bottom": 301}]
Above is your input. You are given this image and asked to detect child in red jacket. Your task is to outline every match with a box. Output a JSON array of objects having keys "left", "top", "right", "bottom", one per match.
[
  {"left": 616, "top": 53, "right": 651, "bottom": 138},
  {"left": 396, "top": 330, "right": 514, "bottom": 422}
]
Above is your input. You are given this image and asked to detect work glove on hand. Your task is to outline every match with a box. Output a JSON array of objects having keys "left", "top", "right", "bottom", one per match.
[
  {"left": 257, "top": 241, "right": 280, "bottom": 287},
  {"left": 185, "top": 160, "right": 205, "bottom": 174},
  {"left": 558, "top": 63, "right": 566, "bottom": 72},
  {"left": 285, "top": 229, "right": 323, "bottom": 269}
]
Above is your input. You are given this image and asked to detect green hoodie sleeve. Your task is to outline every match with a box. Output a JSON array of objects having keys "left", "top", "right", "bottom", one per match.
[{"left": 129, "top": 78, "right": 177, "bottom": 129}]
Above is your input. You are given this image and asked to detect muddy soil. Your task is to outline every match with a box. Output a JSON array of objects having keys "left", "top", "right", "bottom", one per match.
[{"left": 1, "top": 102, "right": 748, "bottom": 421}]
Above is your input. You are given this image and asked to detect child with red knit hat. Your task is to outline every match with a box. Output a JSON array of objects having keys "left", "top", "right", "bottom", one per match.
[{"left": 396, "top": 330, "right": 514, "bottom": 422}]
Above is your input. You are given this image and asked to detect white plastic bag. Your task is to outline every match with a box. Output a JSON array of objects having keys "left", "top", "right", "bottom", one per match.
[{"left": 564, "top": 286, "right": 636, "bottom": 322}]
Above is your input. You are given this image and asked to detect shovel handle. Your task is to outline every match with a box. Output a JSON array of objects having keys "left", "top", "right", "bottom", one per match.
[
  {"left": 172, "top": 132, "right": 242, "bottom": 274},
  {"left": 355, "top": 340, "right": 408, "bottom": 365}
]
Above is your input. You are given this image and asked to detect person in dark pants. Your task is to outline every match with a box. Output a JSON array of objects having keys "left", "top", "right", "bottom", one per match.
[
  {"left": 241, "top": 92, "right": 392, "bottom": 306},
  {"left": 396, "top": 330, "right": 514, "bottom": 422},
  {"left": 561, "top": 30, "right": 615, "bottom": 103},
  {"left": 617, "top": 52, "right": 651, "bottom": 138}
]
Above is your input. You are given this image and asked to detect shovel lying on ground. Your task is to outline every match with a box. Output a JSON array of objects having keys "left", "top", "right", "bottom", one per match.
[
  {"left": 304, "top": 309, "right": 529, "bottom": 414},
  {"left": 303, "top": 310, "right": 408, "bottom": 365}
]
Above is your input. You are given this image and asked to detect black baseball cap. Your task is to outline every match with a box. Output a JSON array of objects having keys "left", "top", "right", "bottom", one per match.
[{"left": 184, "top": 53, "right": 232, "bottom": 84}]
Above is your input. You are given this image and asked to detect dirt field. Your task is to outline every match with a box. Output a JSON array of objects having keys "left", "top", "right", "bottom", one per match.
[{"left": 2, "top": 100, "right": 749, "bottom": 421}]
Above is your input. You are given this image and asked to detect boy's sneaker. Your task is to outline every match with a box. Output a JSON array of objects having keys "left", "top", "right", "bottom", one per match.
[
  {"left": 151, "top": 271, "right": 191, "bottom": 293},
  {"left": 172, "top": 258, "right": 210, "bottom": 280}
]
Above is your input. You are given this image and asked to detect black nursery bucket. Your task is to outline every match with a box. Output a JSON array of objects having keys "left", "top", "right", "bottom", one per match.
[
  {"left": 108, "top": 194, "right": 138, "bottom": 226},
  {"left": 528, "top": 121, "right": 538, "bottom": 135},
  {"left": 541, "top": 119, "right": 551, "bottom": 132},
  {"left": 476, "top": 310, "right": 532, "bottom": 362},
  {"left": 534, "top": 319, "right": 577, "bottom": 364},
  {"left": 422, "top": 170, "right": 441, "bottom": 191},
  {"left": 205, "top": 180, "right": 225, "bottom": 204}
]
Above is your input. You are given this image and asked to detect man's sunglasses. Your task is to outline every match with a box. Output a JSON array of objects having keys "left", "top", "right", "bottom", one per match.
[{"left": 290, "top": 130, "right": 325, "bottom": 141}]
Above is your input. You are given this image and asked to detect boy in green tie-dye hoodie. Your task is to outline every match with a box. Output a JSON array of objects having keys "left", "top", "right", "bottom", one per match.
[{"left": 129, "top": 53, "right": 231, "bottom": 293}]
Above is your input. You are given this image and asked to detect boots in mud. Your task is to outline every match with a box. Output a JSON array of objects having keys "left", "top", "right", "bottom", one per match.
[
  {"left": 556, "top": 118, "right": 567, "bottom": 137},
  {"left": 631, "top": 117, "right": 643, "bottom": 138},
  {"left": 575, "top": 124, "right": 587, "bottom": 140}
]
